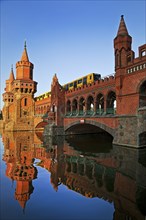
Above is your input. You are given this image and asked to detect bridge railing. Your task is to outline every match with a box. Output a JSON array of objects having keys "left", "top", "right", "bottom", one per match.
[
  {"left": 65, "top": 108, "right": 116, "bottom": 117},
  {"left": 79, "top": 110, "right": 84, "bottom": 116},
  {"left": 86, "top": 110, "right": 94, "bottom": 116},
  {"left": 106, "top": 108, "right": 116, "bottom": 114},
  {"left": 96, "top": 109, "right": 104, "bottom": 115}
]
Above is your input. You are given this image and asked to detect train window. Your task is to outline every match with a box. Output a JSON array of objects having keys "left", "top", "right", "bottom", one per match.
[
  {"left": 83, "top": 77, "right": 87, "bottom": 84},
  {"left": 78, "top": 79, "right": 82, "bottom": 84},
  {"left": 70, "top": 83, "right": 73, "bottom": 87},
  {"left": 74, "top": 81, "right": 77, "bottom": 88},
  {"left": 94, "top": 74, "right": 101, "bottom": 81},
  {"left": 90, "top": 75, "right": 92, "bottom": 80}
]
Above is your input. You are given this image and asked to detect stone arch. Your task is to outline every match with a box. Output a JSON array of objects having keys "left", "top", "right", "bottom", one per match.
[
  {"left": 35, "top": 121, "right": 48, "bottom": 129},
  {"left": 65, "top": 119, "right": 115, "bottom": 137}
]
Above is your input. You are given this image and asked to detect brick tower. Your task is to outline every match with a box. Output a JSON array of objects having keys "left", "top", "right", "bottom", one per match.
[
  {"left": 2, "top": 42, "right": 37, "bottom": 131},
  {"left": 114, "top": 15, "right": 146, "bottom": 115}
]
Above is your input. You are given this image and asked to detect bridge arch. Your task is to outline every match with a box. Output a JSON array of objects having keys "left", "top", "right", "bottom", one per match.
[
  {"left": 35, "top": 121, "right": 48, "bottom": 129},
  {"left": 65, "top": 119, "right": 115, "bottom": 137}
]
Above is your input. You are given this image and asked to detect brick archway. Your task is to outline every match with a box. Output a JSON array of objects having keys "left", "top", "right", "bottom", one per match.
[
  {"left": 64, "top": 119, "right": 115, "bottom": 137},
  {"left": 35, "top": 121, "right": 48, "bottom": 129}
]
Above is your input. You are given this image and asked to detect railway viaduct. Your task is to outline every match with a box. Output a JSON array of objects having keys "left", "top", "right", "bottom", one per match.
[
  {"left": 1, "top": 16, "right": 146, "bottom": 148},
  {"left": 43, "top": 16, "right": 146, "bottom": 148}
]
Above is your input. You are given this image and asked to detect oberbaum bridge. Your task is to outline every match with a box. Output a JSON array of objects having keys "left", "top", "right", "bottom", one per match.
[{"left": 1, "top": 16, "right": 146, "bottom": 148}]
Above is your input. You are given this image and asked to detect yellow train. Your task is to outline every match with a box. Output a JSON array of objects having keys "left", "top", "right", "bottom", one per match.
[
  {"left": 35, "top": 91, "right": 51, "bottom": 101},
  {"left": 63, "top": 73, "right": 101, "bottom": 91},
  {"left": 35, "top": 73, "right": 101, "bottom": 100}
]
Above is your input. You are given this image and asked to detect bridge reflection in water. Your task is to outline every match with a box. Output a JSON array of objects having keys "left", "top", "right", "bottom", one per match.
[{"left": 1, "top": 131, "right": 146, "bottom": 220}]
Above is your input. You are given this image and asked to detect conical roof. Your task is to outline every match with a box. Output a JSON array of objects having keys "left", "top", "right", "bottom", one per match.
[
  {"left": 9, "top": 65, "right": 15, "bottom": 81},
  {"left": 21, "top": 41, "right": 29, "bottom": 62},
  {"left": 117, "top": 15, "right": 129, "bottom": 36}
]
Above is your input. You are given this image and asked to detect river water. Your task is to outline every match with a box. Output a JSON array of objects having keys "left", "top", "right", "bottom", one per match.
[{"left": 0, "top": 131, "right": 146, "bottom": 220}]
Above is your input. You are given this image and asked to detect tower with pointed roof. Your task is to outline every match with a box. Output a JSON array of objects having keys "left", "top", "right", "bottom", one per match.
[
  {"left": 2, "top": 42, "right": 38, "bottom": 131},
  {"left": 114, "top": 15, "right": 134, "bottom": 72}
]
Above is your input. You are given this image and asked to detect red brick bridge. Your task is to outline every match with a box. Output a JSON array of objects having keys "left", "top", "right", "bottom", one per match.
[{"left": 37, "top": 16, "right": 146, "bottom": 148}]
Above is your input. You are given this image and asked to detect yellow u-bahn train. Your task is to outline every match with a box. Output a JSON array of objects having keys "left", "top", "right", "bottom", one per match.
[
  {"left": 35, "top": 73, "right": 101, "bottom": 100},
  {"left": 63, "top": 73, "right": 101, "bottom": 91},
  {"left": 35, "top": 91, "right": 51, "bottom": 101}
]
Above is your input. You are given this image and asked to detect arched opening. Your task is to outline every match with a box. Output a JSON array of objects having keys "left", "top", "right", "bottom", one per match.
[
  {"left": 141, "top": 50, "right": 146, "bottom": 57},
  {"left": 65, "top": 125, "right": 113, "bottom": 153},
  {"left": 87, "top": 96, "right": 94, "bottom": 115},
  {"left": 66, "top": 100, "right": 71, "bottom": 116},
  {"left": 35, "top": 121, "right": 48, "bottom": 130},
  {"left": 79, "top": 97, "right": 85, "bottom": 115},
  {"left": 106, "top": 91, "right": 116, "bottom": 114},
  {"left": 139, "top": 81, "right": 146, "bottom": 107},
  {"left": 96, "top": 93, "right": 104, "bottom": 115},
  {"left": 72, "top": 99, "right": 78, "bottom": 115}
]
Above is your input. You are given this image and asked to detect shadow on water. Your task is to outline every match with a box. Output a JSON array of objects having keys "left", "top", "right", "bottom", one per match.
[{"left": 65, "top": 133, "right": 113, "bottom": 154}]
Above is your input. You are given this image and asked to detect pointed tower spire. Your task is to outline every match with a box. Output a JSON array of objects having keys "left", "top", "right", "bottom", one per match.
[
  {"left": 114, "top": 15, "right": 132, "bottom": 69},
  {"left": 9, "top": 64, "right": 15, "bottom": 82},
  {"left": 21, "top": 41, "right": 29, "bottom": 62},
  {"left": 117, "top": 15, "right": 129, "bottom": 36}
]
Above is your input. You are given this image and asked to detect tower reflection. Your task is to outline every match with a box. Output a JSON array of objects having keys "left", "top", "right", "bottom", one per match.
[{"left": 2, "top": 131, "right": 146, "bottom": 220}]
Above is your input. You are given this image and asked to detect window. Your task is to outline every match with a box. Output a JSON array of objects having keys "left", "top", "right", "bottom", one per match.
[
  {"left": 78, "top": 79, "right": 82, "bottom": 84},
  {"left": 24, "top": 98, "right": 27, "bottom": 106},
  {"left": 127, "top": 55, "right": 131, "bottom": 63},
  {"left": 142, "top": 50, "right": 146, "bottom": 56},
  {"left": 83, "top": 77, "right": 87, "bottom": 85}
]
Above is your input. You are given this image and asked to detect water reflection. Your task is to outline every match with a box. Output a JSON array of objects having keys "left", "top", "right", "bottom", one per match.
[{"left": 1, "top": 131, "right": 146, "bottom": 220}]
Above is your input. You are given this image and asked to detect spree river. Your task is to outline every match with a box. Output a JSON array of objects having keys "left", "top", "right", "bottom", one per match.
[{"left": 0, "top": 131, "right": 146, "bottom": 220}]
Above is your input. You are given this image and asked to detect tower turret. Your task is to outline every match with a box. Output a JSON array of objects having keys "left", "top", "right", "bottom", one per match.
[
  {"left": 16, "top": 42, "right": 34, "bottom": 80},
  {"left": 114, "top": 15, "right": 132, "bottom": 70},
  {"left": 5, "top": 65, "right": 15, "bottom": 92}
]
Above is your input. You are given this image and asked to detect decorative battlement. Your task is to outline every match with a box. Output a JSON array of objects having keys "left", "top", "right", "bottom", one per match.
[{"left": 16, "top": 61, "right": 33, "bottom": 67}]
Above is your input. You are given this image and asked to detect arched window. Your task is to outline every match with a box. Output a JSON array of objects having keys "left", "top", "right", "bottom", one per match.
[
  {"left": 141, "top": 50, "right": 146, "bottom": 57},
  {"left": 72, "top": 99, "right": 78, "bottom": 115},
  {"left": 115, "top": 50, "right": 119, "bottom": 67},
  {"left": 106, "top": 91, "right": 116, "bottom": 114},
  {"left": 96, "top": 93, "right": 104, "bottom": 115},
  {"left": 87, "top": 96, "right": 94, "bottom": 115},
  {"left": 139, "top": 81, "right": 146, "bottom": 107},
  {"left": 24, "top": 98, "right": 27, "bottom": 106}
]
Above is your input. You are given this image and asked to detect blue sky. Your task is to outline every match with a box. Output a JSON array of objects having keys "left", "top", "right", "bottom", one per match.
[{"left": 0, "top": 0, "right": 146, "bottom": 108}]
